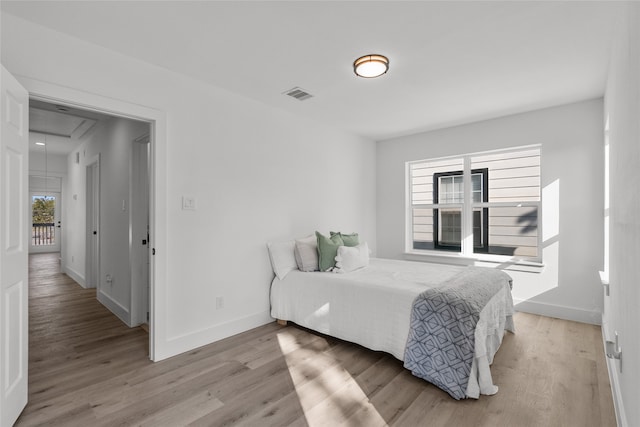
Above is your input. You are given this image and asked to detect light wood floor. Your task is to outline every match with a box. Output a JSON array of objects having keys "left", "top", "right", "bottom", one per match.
[{"left": 16, "top": 253, "right": 616, "bottom": 426}]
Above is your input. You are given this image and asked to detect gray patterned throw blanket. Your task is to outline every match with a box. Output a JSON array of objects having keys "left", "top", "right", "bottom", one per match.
[{"left": 403, "top": 267, "right": 512, "bottom": 399}]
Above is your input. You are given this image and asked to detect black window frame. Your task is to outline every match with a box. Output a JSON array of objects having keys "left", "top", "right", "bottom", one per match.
[{"left": 433, "top": 168, "right": 489, "bottom": 252}]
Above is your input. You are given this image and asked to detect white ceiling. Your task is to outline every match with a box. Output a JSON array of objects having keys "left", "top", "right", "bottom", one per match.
[{"left": 2, "top": 1, "right": 623, "bottom": 141}]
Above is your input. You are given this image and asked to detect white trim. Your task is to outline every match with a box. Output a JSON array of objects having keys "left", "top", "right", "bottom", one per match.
[
  {"left": 155, "top": 310, "right": 273, "bottom": 361},
  {"left": 97, "top": 289, "right": 131, "bottom": 327},
  {"left": 16, "top": 75, "right": 167, "bottom": 362},
  {"left": 62, "top": 265, "right": 85, "bottom": 288},
  {"left": 462, "top": 156, "right": 474, "bottom": 254},
  {"left": 405, "top": 143, "right": 543, "bottom": 167},
  {"left": 404, "top": 250, "right": 545, "bottom": 273},
  {"left": 513, "top": 298, "right": 601, "bottom": 325},
  {"left": 602, "top": 319, "right": 627, "bottom": 427}
]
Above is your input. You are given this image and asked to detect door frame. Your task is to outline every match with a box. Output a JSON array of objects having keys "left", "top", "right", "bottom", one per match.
[{"left": 18, "top": 76, "right": 167, "bottom": 361}]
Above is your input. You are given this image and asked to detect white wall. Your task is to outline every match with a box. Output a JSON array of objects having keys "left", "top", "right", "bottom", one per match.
[
  {"left": 29, "top": 132, "right": 70, "bottom": 174},
  {"left": 63, "top": 140, "right": 86, "bottom": 285},
  {"left": 377, "top": 99, "right": 605, "bottom": 324},
  {"left": 29, "top": 154, "right": 66, "bottom": 179},
  {"left": 1, "top": 13, "right": 376, "bottom": 359},
  {"left": 63, "top": 117, "right": 149, "bottom": 326},
  {"left": 29, "top": 133, "right": 68, "bottom": 194},
  {"left": 604, "top": 3, "right": 640, "bottom": 426}
]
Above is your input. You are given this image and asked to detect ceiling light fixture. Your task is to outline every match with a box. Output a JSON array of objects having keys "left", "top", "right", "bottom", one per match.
[
  {"left": 35, "top": 142, "right": 45, "bottom": 146},
  {"left": 353, "top": 54, "right": 389, "bottom": 78}
]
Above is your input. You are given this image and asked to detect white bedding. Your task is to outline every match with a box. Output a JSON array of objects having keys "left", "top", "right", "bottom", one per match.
[{"left": 270, "top": 257, "right": 515, "bottom": 398}]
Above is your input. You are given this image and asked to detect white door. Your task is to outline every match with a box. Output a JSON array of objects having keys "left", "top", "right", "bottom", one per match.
[
  {"left": 131, "top": 136, "right": 150, "bottom": 326},
  {"left": 85, "top": 158, "right": 100, "bottom": 289},
  {"left": 0, "top": 66, "right": 29, "bottom": 426},
  {"left": 29, "top": 192, "right": 61, "bottom": 254}
]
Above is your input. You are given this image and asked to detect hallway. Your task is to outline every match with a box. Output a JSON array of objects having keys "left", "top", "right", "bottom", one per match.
[{"left": 18, "top": 253, "right": 150, "bottom": 425}]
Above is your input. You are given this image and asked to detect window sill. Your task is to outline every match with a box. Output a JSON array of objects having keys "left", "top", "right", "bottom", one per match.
[{"left": 403, "top": 250, "right": 545, "bottom": 273}]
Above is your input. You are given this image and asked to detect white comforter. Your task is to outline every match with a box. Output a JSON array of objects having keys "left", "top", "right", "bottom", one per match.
[{"left": 270, "top": 258, "right": 515, "bottom": 398}]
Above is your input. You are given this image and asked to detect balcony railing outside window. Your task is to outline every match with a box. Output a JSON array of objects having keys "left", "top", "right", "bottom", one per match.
[{"left": 32, "top": 223, "right": 55, "bottom": 246}]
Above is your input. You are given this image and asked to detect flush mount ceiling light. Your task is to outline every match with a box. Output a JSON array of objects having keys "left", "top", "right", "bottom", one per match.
[{"left": 353, "top": 54, "right": 389, "bottom": 78}]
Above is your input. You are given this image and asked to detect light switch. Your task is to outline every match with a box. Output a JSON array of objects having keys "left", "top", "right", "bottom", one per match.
[{"left": 182, "top": 196, "right": 196, "bottom": 210}]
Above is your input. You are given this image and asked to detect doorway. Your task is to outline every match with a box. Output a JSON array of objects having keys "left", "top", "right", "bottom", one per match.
[
  {"left": 29, "top": 192, "right": 61, "bottom": 253},
  {"left": 26, "top": 92, "right": 160, "bottom": 361}
]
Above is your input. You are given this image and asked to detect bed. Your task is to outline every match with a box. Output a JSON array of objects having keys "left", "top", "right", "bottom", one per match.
[{"left": 268, "top": 251, "right": 515, "bottom": 400}]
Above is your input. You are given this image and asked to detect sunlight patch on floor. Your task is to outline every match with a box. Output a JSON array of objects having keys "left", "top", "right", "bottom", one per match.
[{"left": 276, "top": 330, "right": 387, "bottom": 426}]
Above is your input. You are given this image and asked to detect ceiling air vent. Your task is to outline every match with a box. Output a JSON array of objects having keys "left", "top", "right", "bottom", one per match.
[{"left": 283, "top": 87, "right": 313, "bottom": 101}]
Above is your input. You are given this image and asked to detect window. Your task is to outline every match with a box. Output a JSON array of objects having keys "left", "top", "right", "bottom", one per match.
[
  {"left": 408, "top": 146, "right": 541, "bottom": 261},
  {"left": 31, "top": 195, "right": 57, "bottom": 246},
  {"left": 433, "top": 169, "right": 488, "bottom": 251}
]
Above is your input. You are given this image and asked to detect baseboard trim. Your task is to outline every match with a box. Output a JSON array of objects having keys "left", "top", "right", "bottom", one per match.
[
  {"left": 63, "top": 265, "right": 86, "bottom": 288},
  {"left": 154, "top": 310, "right": 273, "bottom": 361},
  {"left": 602, "top": 319, "right": 627, "bottom": 427},
  {"left": 513, "top": 298, "right": 601, "bottom": 325},
  {"left": 97, "top": 290, "right": 130, "bottom": 326}
]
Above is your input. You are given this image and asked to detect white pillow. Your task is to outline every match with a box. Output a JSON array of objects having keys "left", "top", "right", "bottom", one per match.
[
  {"left": 267, "top": 240, "right": 298, "bottom": 280},
  {"left": 334, "top": 242, "right": 369, "bottom": 273},
  {"left": 294, "top": 235, "right": 319, "bottom": 272}
]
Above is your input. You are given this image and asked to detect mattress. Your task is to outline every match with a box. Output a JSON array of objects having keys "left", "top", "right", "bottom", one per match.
[{"left": 269, "top": 257, "right": 515, "bottom": 398}]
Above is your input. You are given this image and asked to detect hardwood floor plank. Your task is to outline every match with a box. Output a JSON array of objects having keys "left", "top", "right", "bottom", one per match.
[
  {"left": 16, "top": 253, "right": 616, "bottom": 427},
  {"left": 353, "top": 370, "right": 425, "bottom": 425},
  {"left": 138, "top": 391, "right": 224, "bottom": 427},
  {"left": 97, "top": 361, "right": 248, "bottom": 425},
  {"left": 391, "top": 390, "right": 453, "bottom": 426},
  {"left": 89, "top": 359, "right": 235, "bottom": 418}
]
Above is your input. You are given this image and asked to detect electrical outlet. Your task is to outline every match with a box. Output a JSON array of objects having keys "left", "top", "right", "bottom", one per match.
[
  {"left": 182, "top": 196, "right": 196, "bottom": 210},
  {"left": 606, "top": 331, "right": 622, "bottom": 372},
  {"left": 216, "top": 296, "right": 224, "bottom": 310}
]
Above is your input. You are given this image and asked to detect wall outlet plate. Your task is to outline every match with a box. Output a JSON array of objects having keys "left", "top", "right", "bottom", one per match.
[{"left": 182, "top": 196, "right": 196, "bottom": 210}]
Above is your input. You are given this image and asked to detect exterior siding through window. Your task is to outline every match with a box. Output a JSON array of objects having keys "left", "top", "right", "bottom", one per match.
[{"left": 409, "top": 146, "right": 541, "bottom": 260}]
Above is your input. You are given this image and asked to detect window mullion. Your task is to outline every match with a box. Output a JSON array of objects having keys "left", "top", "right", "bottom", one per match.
[{"left": 462, "top": 157, "right": 473, "bottom": 255}]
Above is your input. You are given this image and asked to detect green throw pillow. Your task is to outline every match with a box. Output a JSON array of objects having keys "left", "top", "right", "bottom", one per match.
[
  {"left": 316, "top": 231, "right": 344, "bottom": 271},
  {"left": 330, "top": 231, "right": 359, "bottom": 247}
]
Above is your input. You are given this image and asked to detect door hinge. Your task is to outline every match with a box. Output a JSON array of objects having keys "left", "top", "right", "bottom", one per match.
[{"left": 152, "top": 248, "right": 156, "bottom": 255}]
